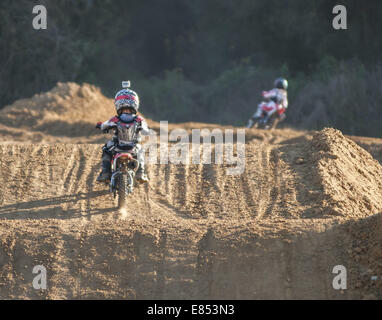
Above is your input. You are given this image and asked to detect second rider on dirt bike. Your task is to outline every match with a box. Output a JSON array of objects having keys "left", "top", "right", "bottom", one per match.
[
  {"left": 247, "top": 78, "right": 288, "bottom": 129},
  {"left": 96, "top": 86, "right": 150, "bottom": 183}
]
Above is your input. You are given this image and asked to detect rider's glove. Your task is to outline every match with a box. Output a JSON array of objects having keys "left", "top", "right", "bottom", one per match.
[{"left": 136, "top": 124, "right": 143, "bottom": 133}]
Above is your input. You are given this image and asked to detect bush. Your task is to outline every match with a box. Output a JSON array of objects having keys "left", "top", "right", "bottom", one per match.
[
  {"left": 290, "top": 60, "right": 382, "bottom": 137},
  {"left": 136, "top": 69, "right": 201, "bottom": 122}
]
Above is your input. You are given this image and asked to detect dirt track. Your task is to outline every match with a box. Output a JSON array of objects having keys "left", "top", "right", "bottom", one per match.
[{"left": 0, "top": 83, "right": 382, "bottom": 299}]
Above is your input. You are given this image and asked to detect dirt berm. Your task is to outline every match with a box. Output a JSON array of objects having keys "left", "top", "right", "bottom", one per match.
[{"left": 0, "top": 83, "right": 382, "bottom": 299}]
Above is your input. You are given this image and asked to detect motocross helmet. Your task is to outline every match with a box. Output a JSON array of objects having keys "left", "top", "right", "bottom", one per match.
[
  {"left": 114, "top": 89, "right": 140, "bottom": 115},
  {"left": 274, "top": 78, "right": 288, "bottom": 90}
]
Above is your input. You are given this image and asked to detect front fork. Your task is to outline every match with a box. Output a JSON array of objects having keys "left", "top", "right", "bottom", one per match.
[
  {"left": 110, "top": 170, "right": 121, "bottom": 194},
  {"left": 110, "top": 169, "right": 135, "bottom": 197}
]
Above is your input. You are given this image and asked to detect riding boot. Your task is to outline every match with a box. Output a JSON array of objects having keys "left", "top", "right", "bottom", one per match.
[
  {"left": 96, "top": 153, "right": 112, "bottom": 182},
  {"left": 135, "top": 163, "right": 148, "bottom": 183},
  {"left": 279, "top": 113, "right": 286, "bottom": 122}
]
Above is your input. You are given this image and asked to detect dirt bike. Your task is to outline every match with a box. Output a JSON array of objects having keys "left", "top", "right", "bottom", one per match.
[
  {"left": 247, "top": 102, "right": 286, "bottom": 130},
  {"left": 96, "top": 122, "right": 140, "bottom": 209}
]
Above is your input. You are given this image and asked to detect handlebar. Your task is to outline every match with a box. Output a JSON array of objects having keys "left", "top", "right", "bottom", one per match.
[
  {"left": 95, "top": 122, "right": 141, "bottom": 147},
  {"left": 96, "top": 122, "right": 142, "bottom": 134},
  {"left": 96, "top": 122, "right": 116, "bottom": 134}
]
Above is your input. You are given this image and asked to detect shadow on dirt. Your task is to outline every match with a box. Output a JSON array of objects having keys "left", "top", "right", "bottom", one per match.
[
  {"left": 32, "top": 120, "right": 100, "bottom": 138},
  {"left": 350, "top": 141, "right": 382, "bottom": 165},
  {"left": 197, "top": 212, "right": 382, "bottom": 299},
  {"left": 277, "top": 135, "right": 331, "bottom": 218},
  {"left": 0, "top": 190, "right": 114, "bottom": 220}
]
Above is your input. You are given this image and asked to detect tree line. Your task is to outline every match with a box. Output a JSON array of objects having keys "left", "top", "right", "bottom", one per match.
[{"left": 1, "top": 0, "right": 381, "bottom": 136}]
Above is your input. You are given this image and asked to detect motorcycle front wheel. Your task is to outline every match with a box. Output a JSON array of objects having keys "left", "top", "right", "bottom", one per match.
[
  {"left": 117, "top": 172, "right": 134, "bottom": 209},
  {"left": 268, "top": 114, "right": 280, "bottom": 130},
  {"left": 247, "top": 118, "right": 260, "bottom": 129}
]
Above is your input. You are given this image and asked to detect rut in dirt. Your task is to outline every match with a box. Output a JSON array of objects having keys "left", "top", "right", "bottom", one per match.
[
  {"left": 1, "top": 127, "right": 382, "bottom": 299},
  {"left": 1, "top": 83, "right": 382, "bottom": 299}
]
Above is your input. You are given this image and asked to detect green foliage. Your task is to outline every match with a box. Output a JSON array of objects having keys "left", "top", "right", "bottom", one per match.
[
  {"left": 315, "top": 56, "right": 339, "bottom": 82},
  {"left": 136, "top": 69, "right": 201, "bottom": 122},
  {"left": 289, "top": 61, "right": 382, "bottom": 137},
  {"left": 1, "top": 0, "right": 382, "bottom": 136}
]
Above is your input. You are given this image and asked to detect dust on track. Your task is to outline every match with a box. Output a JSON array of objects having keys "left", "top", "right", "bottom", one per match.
[{"left": 0, "top": 83, "right": 381, "bottom": 299}]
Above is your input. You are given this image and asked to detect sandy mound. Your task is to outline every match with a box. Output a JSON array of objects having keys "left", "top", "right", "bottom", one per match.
[
  {"left": 1, "top": 83, "right": 382, "bottom": 299},
  {"left": 0, "top": 83, "right": 113, "bottom": 137},
  {"left": 304, "top": 128, "right": 382, "bottom": 217},
  {"left": 348, "top": 135, "right": 382, "bottom": 164},
  {"left": 0, "top": 82, "right": 157, "bottom": 143},
  {"left": 0, "top": 126, "right": 382, "bottom": 299}
]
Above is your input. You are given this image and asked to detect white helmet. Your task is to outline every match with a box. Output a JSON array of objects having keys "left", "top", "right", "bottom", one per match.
[
  {"left": 274, "top": 78, "right": 288, "bottom": 90},
  {"left": 114, "top": 88, "right": 140, "bottom": 115}
]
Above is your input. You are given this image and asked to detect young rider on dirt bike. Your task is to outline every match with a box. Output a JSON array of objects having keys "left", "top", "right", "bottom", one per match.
[
  {"left": 247, "top": 78, "right": 288, "bottom": 129},
  {"left": 96, "top": 87, "right": 150, "bottom": 183}
]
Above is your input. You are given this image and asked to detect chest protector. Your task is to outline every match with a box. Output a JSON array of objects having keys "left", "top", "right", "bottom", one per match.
[{"left": 116, "top": 121, "right": 140, "bottom": 146}]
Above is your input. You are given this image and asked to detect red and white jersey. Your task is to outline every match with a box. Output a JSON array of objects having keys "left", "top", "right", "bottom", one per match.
[
  {"left": 100, "top": 115, "right": 150, "bottom": 145},
  {"left": 262, "top": 88, "right": 288, "bottom": 109}
]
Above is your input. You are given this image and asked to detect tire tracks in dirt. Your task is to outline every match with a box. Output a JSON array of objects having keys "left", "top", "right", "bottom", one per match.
[{"left": 1, "top": 125, "right": 382, "bottom": 299}]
